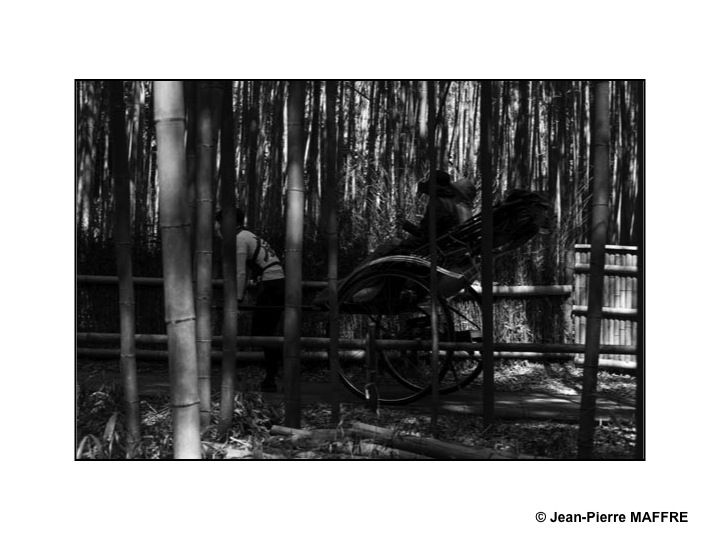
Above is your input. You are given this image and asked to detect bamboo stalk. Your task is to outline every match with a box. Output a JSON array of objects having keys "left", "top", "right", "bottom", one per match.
[
  {"left": 480, "top": 80, "right": 495, "bottom": 426},
  {"left": 578, "top": 81, "right": 611, "bottom": 459},
  {"left": 573, "top": 249, "right": 581, "bottom": 346},
  {"left": 625, "top": 253, "right": 634, "bottom": 362},
  {"left": 153, "top": 81, "right": 201, "bottom": 459},
  {"left": 618, "top": 253, "right": 626, "bottom": 363},
  {"left": 284, "top": 81, "right": 305, "bottom": 427},
  {"left": 626, "top": 255, "right": 634, "bottom": 308},
  {"left": 619, "top": 253, "right": 627, "bottom": 363},
  {"left": 426, "top": 81, "right": 440, "bottom": 432},
  {"left": 108, "top": 80, "right": 141, "bottom": 451},
  {"left": 194, "top": 81, "right": 222, "bottom": 429},
  {"left": 324, "top": 80, "right": 341, "bottom": 424},
  {"left": 563, "top": 247, "right": 575, "bottom": 343},
  {"left": 613, "top": 254, "right": 621, "bottom": 361},
  {"left": 630, "top": 253, "right": 637, "bottom": 309},
  {"left": 218, "top": 81, "right": 237, "bottom": 433},
  {"left": 608, "top": 254, "right": 614, "bottom": 358}
]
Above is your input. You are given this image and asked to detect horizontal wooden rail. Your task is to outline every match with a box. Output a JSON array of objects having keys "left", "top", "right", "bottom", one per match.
[
  {"left": 76, "top": 347, "right": 575, "bottom": 362},
  {"left": 76, "top": 332, "right": 636, "bottom": 355},
  {"left": 461, "top": 284, "right": 572, "bottom": 298},
  {"left": 571, "top": 305, "right": 638, "bottom": 320},
  {"left": 574, "top": 357, "right": 636, "bottom": 371},
  {"left": 77, "top": 275, "right": 328, "bottom": 289},
  {"left": 573, "top": 264, "right": 638, "bottom": 277},
  {"left": 574, "top": 244, "right": 638, "bottom": 253},
  {"left": 77, "top": 275, "right": 574, "bottom": 298},
  {"left": 78, "top": 275, "right": 574, "bottom": 306}
]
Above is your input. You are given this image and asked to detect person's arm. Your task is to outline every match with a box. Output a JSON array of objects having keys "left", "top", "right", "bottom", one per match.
[
  {"left": 402, "top": 219, "right": 423, "bottom": 237},
  {"left": 236, "top": 237, "right": 248, "bottom": 301}
]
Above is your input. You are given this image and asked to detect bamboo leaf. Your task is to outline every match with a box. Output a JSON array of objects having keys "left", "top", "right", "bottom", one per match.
[
  {"left": 224, "top": 447, "right": 253, "bottom": 459},
  {"left": 103, "top": 412, "right": 118, "bottom": 443},
  {"left": 77, "top": 434, "right": 104, "bottom": 459}
]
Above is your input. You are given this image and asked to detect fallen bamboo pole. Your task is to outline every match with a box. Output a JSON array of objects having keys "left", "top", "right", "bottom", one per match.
[
  {"left": 351, "top": 422, "right": 545, "bottom": 460},
  {"left": 269, "top": 426, "right": 431, "bottom": 459}
]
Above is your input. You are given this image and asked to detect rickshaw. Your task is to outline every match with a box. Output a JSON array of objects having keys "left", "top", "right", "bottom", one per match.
[{"left": 331, "top": 189, "right": 552, "bottom": 405}]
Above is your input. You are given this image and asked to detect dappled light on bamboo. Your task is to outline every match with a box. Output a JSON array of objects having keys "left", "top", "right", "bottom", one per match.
[
  {"left": 77, "top": 80, "right": 643, "bottom": 460},
  {"left": 153, "top": 81, "right": 201, "bottom": 459}
]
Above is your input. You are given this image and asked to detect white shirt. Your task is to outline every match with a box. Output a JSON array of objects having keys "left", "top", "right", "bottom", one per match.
[{"left": 235, "top": 229, "right": 285, "bottom": 287}]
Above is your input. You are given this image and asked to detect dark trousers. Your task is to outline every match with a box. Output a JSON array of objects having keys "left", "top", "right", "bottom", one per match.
[{"left": 252, "top": 279, "right": 284, "bottom": 380}]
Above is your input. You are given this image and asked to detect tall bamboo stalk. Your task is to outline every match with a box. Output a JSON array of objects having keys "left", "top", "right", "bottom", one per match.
[
  {"left": 184, "top": 81, "right": 197, "bottom": 259},
  {"left": 578, "top": 81, "right": 611, "bottom": 459},
  {"left": 284, "top": 81, "right": 305, "bottom": 428},
  {"left": 153, "top": 81, "right": 201, "bottom": 459},
  {"left": 307, "top": 81, "right": 321, "bottom": 231},
  {"left": 195, "top": 81, "right": 222, "bottom": 428},
  {"left": 108, "top": 80, "right": 140, "bottom": 453},
  {"left": 324, "top": 80, "right": 341, "bottom": 423},
  {"left": 634, "top": 80, "right": 644, "bottom": 460},
  {"left": 218, "top": 81, "right": 238, "bottom": 433},
  {"left": 246, "top": 81, "right": 260, "bottom": 230},
  {"left": 264, "top": 82, "right": 285, "bottom": 242},
  {"left": 425, "top": 81, "right": 440, "bottom": 433},
  {"left": 480, "top": 80, "right": 495, "bottom": 426},
  {"left": 514, "top": 80, "right": 530, "bottom": 187}
]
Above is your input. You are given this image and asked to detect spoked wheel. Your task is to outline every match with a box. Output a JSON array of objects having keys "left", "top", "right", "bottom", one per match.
[
  {"left": 437, "top": 293, "right": 484, "bottom": 393},
  {"left": 337, "top": 270, "right": 471, "bottom": 405},
  {"left": 382, "top": 287, "right": 485, "bottom": 396}
]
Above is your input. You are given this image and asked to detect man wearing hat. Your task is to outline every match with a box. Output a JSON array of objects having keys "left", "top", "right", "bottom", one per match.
[{"left": 400, "top": 170, "right": 476, "bottom": 249}]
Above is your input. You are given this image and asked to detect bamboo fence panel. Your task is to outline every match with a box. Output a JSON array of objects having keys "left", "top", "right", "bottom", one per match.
[{"left": 572, "top": 245, "right": 638, "bottom": 367}]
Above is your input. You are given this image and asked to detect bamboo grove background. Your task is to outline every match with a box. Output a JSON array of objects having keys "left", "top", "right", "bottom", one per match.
[{"left": 76, "top": 80, "right": 642, "bottom": 343}]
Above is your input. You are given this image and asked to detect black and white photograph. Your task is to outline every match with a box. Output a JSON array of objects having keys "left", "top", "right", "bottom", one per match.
[
  {"left": 6, "top": 2, "right": 719, "bottom": 538},
  {"left": 75, "top": 79, "right": 644, "bottom": 460}
]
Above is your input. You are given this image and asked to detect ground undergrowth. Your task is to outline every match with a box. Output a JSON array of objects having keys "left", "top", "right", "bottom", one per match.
[{"left": 76, "top": 361, "right": 637, "bottom": 460}]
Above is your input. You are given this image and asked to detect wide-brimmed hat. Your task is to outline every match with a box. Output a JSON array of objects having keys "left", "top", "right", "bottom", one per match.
[{"left": 418, "top": 170, "right": 453, "bottom": 194}]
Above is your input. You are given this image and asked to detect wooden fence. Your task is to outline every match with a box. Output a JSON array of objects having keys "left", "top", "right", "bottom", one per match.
[
  {"left": 77, "top": 244, "right": 640, "bottom": 369},
  {"left": 572, "top": 244, "right": 638, "bottom": 368}
]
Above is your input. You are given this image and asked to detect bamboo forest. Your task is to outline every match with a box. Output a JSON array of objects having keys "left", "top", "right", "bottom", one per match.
[{"left": 76, "top": 80, "right": 643, "bottom": 460}]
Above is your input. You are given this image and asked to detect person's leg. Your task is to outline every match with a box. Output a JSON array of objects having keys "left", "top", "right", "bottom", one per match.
[
  {"left": 264, "top": 279, "right": 285, "bottom": 381},
  {"left": 253, "top": 279, "right": 284, "bottom": 390},
  {"left": 252, "top": 283, "right": 276, "bottom": 389}
]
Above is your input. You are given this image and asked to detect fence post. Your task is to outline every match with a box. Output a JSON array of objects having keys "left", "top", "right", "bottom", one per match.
[
  {"left": 563, "top": 246, "right": 575, "bottom": 343},
  {"left": 365, "top": 322, "right": 378, "bottom": 415}
]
